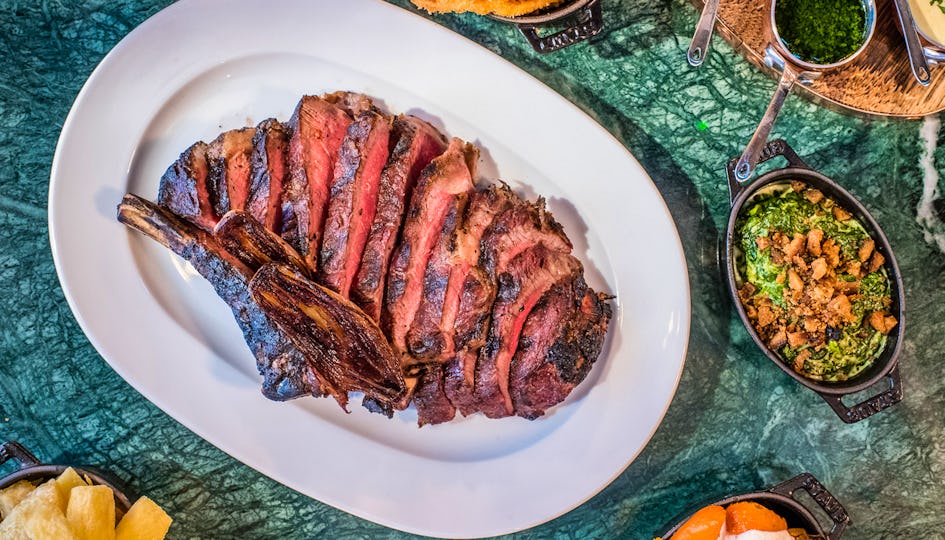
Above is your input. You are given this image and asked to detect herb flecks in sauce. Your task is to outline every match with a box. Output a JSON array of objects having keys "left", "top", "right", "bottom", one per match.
[
  {"left": 775, "top": 0, "right": 868, "bottom": 64},
  {"left": 735, "top": 182, "right": 896, "bottom": 381}
]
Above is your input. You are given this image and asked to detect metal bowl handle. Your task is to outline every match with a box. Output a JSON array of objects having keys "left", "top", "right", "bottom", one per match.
[
  {"left": 726, "top": 139, "right": 809, "bottom": 204},
  {"left": 516, "top": 0, "right": 602, "bottom": 53},
  {"left": 0, "top": 441, "right": 42, "bottom": 470},
  {"left": 819, "top": 364, "right": 903, "bottom": 424},
  {"left": 770, "top": 473, "right": 850, "bottom": 540}
]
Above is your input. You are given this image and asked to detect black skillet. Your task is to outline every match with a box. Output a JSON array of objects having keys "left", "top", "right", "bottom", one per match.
[
  {"left": 0, "top": 440, "right": 134, "bottom": 517},
  {"left": 660, "top": 473, "right": 850, "bottom": 539},
  {"left": 488, "top": 0, "right": 603, "bottom": 53},
  {"left": 723, "top": 139, "right": 904, "bottom": 423}
]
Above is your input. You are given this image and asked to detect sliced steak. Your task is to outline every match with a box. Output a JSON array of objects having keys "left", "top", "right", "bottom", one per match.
[
  {"left": 246, "top": 119, "right": 289, "bottom": 232},
  {"left": 509, "top": 277, "right": 612, "bottom": 419},
  {"left": 157, "top": 142, "right": 217, "bottom": 231},
  {"left": 250, "top": 263, "right": 407, "bottom": 409},
  {"left": 412, "top": 364, "right": 457, "bottom": 426},
  {"left": 318, "top": 110, "right": 391, "bottom": 297},
  {"left": 475, "top": 246, "right": 582, "bottom": 418},
  {"left": 410, "top": 185, "right": 516, "bottom": 364},
  {"left": 214, "top": 211, "right": 308, "bottom": 276},
  {"left": 280, "top": 96, "right": 352, "bottom": 266},
  {"left": 382, "top": 138, "right": 477, "bottom": 362},
  {"left": 117, "top": 194, "right": 322, "bottom": 402},
  {"left": 207, "top": 128, "right": 255, "bottom": 216},
  {"left": 445, "top": 194, "right": 571, "bottom": 415},
  {"left": 405, "top": 193, "right": 469, "bottom": 359},
  {"left": 352, "top": 116, "right": 448, "bottom": 321}
]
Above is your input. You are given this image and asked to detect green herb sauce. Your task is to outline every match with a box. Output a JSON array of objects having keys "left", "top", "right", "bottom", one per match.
[
  {"left": 735, "top": 186, "right": 893, "bottom": 381},
  {"left": 775, "top": 0, "right": 868, "bottom": 65}
]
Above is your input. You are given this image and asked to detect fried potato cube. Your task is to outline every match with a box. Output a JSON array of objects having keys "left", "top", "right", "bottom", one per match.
[
  {"left": 54, "top": 468, "right": 89, "bottom": 512},
  {"left": 0, "top": 480, "right": 36, "bottom": 520},
  {"left": 66, "top": 485, "right": 115, "bottom": 540},
  {"left": 114, "top": 497, "right": 171, "bottom": 540},
  {"left": 0, "top": 481, "right": 77, "bottom": 539}
]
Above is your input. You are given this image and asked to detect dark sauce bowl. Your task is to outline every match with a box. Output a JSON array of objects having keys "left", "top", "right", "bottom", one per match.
[
  {"left": 660, "top": 473, "right": 850, "bottom": 540},
  {"left": 724, "top": 139, "right": 904, "bottom": 423},
  {"left": 0, "top": 441, "right": 134, "bottom": 518},
  {"left": 487, "top": 0, "right": 603, "bottom": 53}
]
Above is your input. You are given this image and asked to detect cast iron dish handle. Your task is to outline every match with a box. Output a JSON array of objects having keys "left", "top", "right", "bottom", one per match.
[
  {"left": 726, "top": 139, "right": 808, "bottom": 203},
  {"left": 770, "top": 473, "right": 850, "bottom": 540},
  {"left": 0, "top": 441, "right": 42, "bottom": 471},
  {"left": 819, "top": 364, "right": 903, "bottom": 424},
  {"left": 516, "top": 0, "right": 602, "bottom": 53}
]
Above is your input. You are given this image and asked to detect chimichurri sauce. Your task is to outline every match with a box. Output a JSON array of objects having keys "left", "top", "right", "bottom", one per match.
[
  {"left": 734, "top": 183, "right": 897, "bottom": 382},
  {"left": 775, "top": 0, "right": 868, "bottom": 65}
]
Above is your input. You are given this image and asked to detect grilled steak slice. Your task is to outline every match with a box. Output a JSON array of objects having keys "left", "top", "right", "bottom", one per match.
[
  {"left": 250, "top": 263, "right": 407, "bottom": 409},
  {"left": 352, "top": 116, "right": 448, "bottom": 321},
  {"left": 405, "top": 193, "right": 468, "bottom": 359},
  {"left": 318, "top": 110, "right": 391, "bottom": 297},
  {"left": 382, "top": 138, "right": 477, "bottom": 361},
  {"left": 207, "top": 128, "right": 255, "bottom": 216},
  {"left": 246, "top": 119, "right": 289, "bottom": 232},
  {"left": 412, "top": 364, "right": 456, "bottom": 426},
  {"left": 410, "top": 185, "right": 516, "bottom": 364},
  {"left": 509, "top": 277, "right": 612, "bottom": 419},
  {"left": 117, "top": 194, "right": 321, "bottom": 401},
  {"left": 157, "top": 142, "right": 218, "bottom": 231},
  {"left": 281, "top": 96, "right": 352, "bottom": 266},
  {"left": 445, "top": 193, "right": 570, "bottom": 415},
  {"left": 214, "top": 211, "right": 308, "bottom": 276},
  {"left": 475, "top": 246, "right": 582, "bottom": 418}
]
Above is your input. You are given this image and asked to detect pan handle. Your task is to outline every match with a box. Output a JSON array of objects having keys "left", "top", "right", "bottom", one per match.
[
  {"left": 725, "top": 138, "right": 809, "bottom": 204},
  {"left": 0, "top": 441, "right": 42, "bottom": 470},
  {"left": 770, "top": 473, "right": 850, "bottom": 540},
  {"left": 819, "top": 364, "right": 903, "bottom": 424},
  {"left": 516, "top": 0, "right": 603, "bottom": 53}
]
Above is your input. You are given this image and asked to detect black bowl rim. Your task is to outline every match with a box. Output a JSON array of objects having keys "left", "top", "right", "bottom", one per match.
[
  {"left": 487, "top": 0, "right": 594, "bottom": 24},
  {"left": 0, "top": 462, "right": 135, "bottom": 514},
  {"left": 660, "top": 490, "right": 825, "bottom": 538},
  {"left": 724, "top": 166, "right": 905, "bottom": 395}
]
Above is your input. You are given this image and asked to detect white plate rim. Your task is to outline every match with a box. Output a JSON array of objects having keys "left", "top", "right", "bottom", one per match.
[{"left": 48, "top": 1, "right": 691, "bottom": 537}]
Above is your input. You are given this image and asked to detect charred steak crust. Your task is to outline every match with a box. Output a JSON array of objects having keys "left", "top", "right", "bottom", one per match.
[
  {"left": 281, "top": 95, "right": 353, "bottom": 263},
  {"left": 318, "top": 110, "right": 392, "bottom": 297},
  {"left": 247, "top": 119, "right": 289, "bottom": 233},
  {"left": 382, "top": 138, "right": 477, "bottom": 361},
  {"left": 207, "top": 128, "right": 256, "bottom": 216},
  {"left": 475, "top": 246, "right": 582, "bottom": 418},
  {"left": 405, "top": 191, "right": 469, "bottom": 359},
  {"left": 157, "top": 142, "right": 218, "bottom": 231},
  {"left": 412, "top": 363, "right": 457, "bottom": 426},
  {"left": 352, "top": 116, "right": 448, "bottom": 321},
  {"left": 413, "top": 184, "right": 517, "bottom": 364},
  {"left": 117, "top": 194, "right": 322, "bottom": 401},
  {"left": 509, "top": 276, "right": 612, "bottom": 419}
]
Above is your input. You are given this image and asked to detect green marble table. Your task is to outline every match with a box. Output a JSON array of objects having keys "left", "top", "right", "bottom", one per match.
[{"left": 1, "top": 0, "right": 943, "bottom": 538}]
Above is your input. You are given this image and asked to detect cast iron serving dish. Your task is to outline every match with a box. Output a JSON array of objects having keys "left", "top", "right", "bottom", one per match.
[
  {"left": 0, "top": 440, "right": 134, "bottom": 516},
  {"left": 489, "top": 0, "right": 603, "bottom": 53},
  {"left": 723, "top": 139, "right": 904, "bottom": 423},
  {"left": 660, "top": 473, "right": 851, "bottom": 539}
]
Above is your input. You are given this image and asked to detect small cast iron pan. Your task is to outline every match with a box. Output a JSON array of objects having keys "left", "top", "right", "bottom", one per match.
[
  {"left": 723, "top": 139, "right": 904, "bottom": 423},
  {"left": 660, "top": 473, "right": 850, "bottom": 539},
  {"left": 0, "top": 440, "right": 134, "bottom": 518},
  {"left": 488, "top": 0, "right": 603, "bottom": 53}
]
